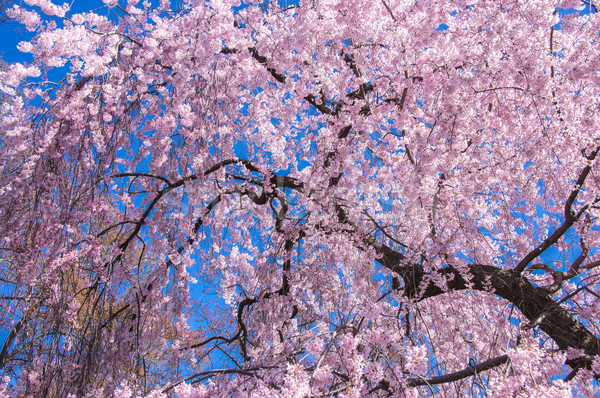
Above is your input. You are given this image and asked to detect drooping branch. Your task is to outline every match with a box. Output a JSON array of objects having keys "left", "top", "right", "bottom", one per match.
[
  {"left": 106, "top": 161, "right": 303, "bottom": 352},
  {"left": 108, "top": 158, "right": 298, "bottom": 269},
  {"left": 99, "top": 194, "right": 223, "bottom": 330}
]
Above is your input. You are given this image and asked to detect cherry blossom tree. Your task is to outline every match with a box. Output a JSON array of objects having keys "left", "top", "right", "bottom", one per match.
[{"left": 1, "top": 0, "right": 600, "bottom": 396}]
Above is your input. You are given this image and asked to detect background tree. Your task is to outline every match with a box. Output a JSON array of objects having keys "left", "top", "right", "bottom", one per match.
[{"left": 1, "top": 0, "right": 600, "bottom": 396}]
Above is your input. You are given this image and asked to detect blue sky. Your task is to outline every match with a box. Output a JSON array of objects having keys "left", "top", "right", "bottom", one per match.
[
  {"left": 1, "top": 18, "right": 32, "bottom": 65},
  {"left": 1, "top": 2, "right": 598, "bottom": 392}
]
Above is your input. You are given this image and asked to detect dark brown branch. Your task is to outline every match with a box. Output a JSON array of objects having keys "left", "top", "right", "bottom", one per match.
[
  {"left": 566, "top": 215, "right": 592, "bottom": 278},
  {"left": 413, "top": 263, "right": 600, "bottom": 364},
  {"left": 398, "top": 87, "right": 408, "bottom": 110},
  {"left": 330, "top": 186, "right": 600, "bottom": 371},
  {"left": 348, "top": 84, "right": 374, "bottom": 100},
  {"left": 108, "top": 158, "right": 263, "bottom": 269},
  {"left": 515, "top": 148, "right": 599, "bottom": 273},
  {"left": 163, "top": 366, "right": 277, "bottom": 393},
  {"left": 269, "top": 174, "right": 304, "bottom": 191},
  {"left": 406, "top": 355, "right": 510, "bottom": 387},
  {"left": 74, "top": 76, "right": 93, "bottom": 91},
  {"left": 115, "top": 184, "right": 174, "bottom": 254},
  {"left": 103, "top": 158, "right": 300, "bottom": 329},
  {"left": 338, "top": 124, "right": 353, "bottom": 139},
  {"left": 304, "top": 94, "right": 335, "bottom": 115},
  {"left": 0, "top": 317, "right": 24, "bottom": 370},
  {"left": 248, "top": 47, "right": 286, "bottom": 83},
  {"left": 100, "top": 195, "right": 222, "bottom": 330},
  {"left": 331, "top": 211, "right": 600, "bottom": 376},
  {"left": 343, "top": 53, "right": 361, "bottom": 78},
  {"left": 513, "top": 213, "right": 584, "bottom": 274},
  {"left": 564, "top": 148, "right": 599, "bottom": 221},
  {"left": 96, "top": 220, "right": 136, "bottom": 238},
  {"left": 237, "top": 297, "right": 258, "bottom": 360},
  {"left": 239, "top": 188, "right": 268, "bottom": 205},
  {"left": 190, "top": 331, "right": 241, "bottom": 349},
  {"left": 244, "top": 47, "right": 384, "bottom": 122},
  {"left": 380, "top": 0, "right": 397, "bottom": 21},
  {"left": 204, "top": 158, "right": 260, "bottom": 175},
  {"left": 364, "top": 211, "right": 408, "bottom": 249}
]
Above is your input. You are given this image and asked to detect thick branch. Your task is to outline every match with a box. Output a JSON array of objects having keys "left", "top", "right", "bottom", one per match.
[
  {"left": 368, "top": 238, "right": 600, "bottom": 372},
  {"left": 414, "top": 262, "right": 599, "bottom": 360},
  {"left": 332, "top": 192, "right": 600, "bottom": 371}
]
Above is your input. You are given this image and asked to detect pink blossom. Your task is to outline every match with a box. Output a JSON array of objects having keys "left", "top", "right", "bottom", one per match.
[{"left": 1, "top": 0, "right": 600, "bottom": 397}]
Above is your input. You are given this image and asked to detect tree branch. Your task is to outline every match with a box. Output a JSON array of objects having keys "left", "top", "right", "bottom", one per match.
[
  {"left": 406, "top": 354, "right": 510, "bottom": 387},
  {"left": 514, "top": 147, "right": 599, "bottom": 273}
]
